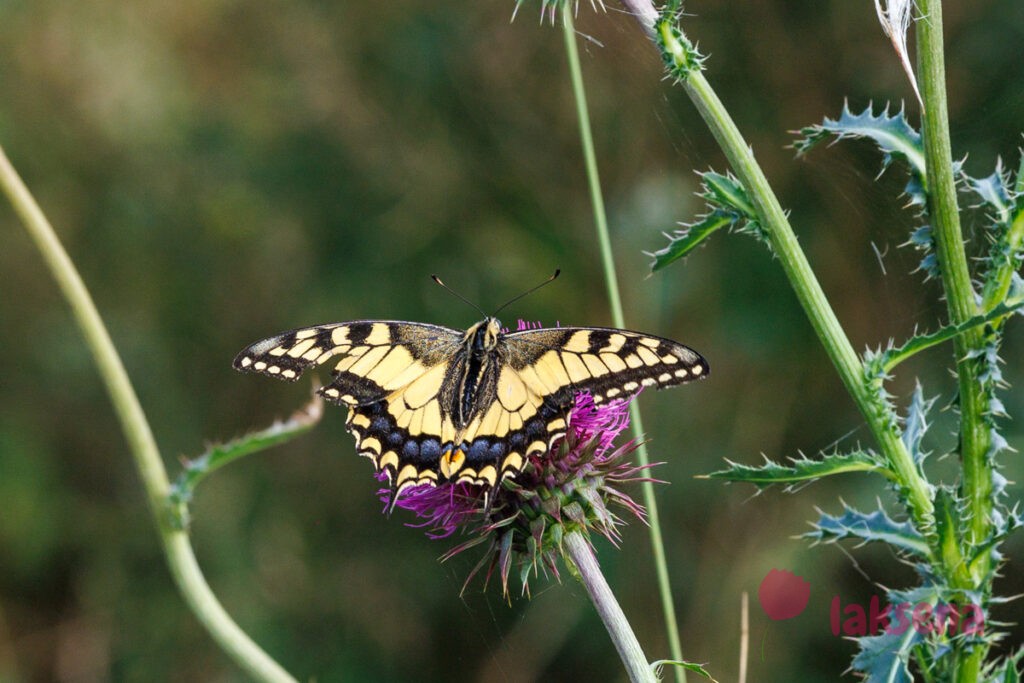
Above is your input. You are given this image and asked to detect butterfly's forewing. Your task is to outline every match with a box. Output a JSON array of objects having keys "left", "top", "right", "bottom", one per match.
[
  {"left": 443, "top": 326, "right": 709, "bottom": 491},
  {"left": 234, "top": 321, "right": 465, "bottom": 486},
  {"left": 233, "top": 320, "right": 461, "bottom": 403},
  {"left": 504, "top": 325, "right": 708, "bottom": 406}
]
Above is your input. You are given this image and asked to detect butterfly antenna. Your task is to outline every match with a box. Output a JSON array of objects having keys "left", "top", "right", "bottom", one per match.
[
  {"left": 492, "top": 269, "right": 560, "bottom": 316},
  {"left": 431, "top": 275, "right": 487, "bottom": 317}
]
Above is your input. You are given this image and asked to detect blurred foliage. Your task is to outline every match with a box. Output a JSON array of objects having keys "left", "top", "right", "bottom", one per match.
[{"left": 1, "top": 0, "right": 1022, "bottom": 680}]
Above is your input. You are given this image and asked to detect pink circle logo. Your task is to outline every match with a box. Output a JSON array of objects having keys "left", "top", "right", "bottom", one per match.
[{"left": 758, "top": 569, "right": 810, "bottom": 620}]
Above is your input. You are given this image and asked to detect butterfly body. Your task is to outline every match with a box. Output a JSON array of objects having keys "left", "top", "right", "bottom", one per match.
[{"left": 235, "top": 317, "right": 708, "bottom": 497}]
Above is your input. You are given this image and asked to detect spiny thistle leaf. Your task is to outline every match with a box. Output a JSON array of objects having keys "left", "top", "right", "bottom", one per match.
[
  {"left": 852, "top": 616, "right": 923, "bottom": 683},
  {"left": 970, "top": 504, "right": 1023, "bottom": 576},
  {"left": 794, "top": 102, "right": 926, "bottom": 202},
  {"left": 967, "top": 162, "right": 1015, "bottom": 228},
  {"left": 902, "top": 382, "right": 937, "bottom": 465},
  {"left": 805, "top": 503, "right": 929, "bottom": 556},
  {"left": 793, "top": 103, "right": 947, "bottom": 279},
  {"left": 975, "top": 157, "right": 1024, "bottom": 314},
  {"left": 862, "top": 348, "right": 901, "bottom": 437},
  {"left": 904, "top": 223, "right": 941, "bottom": 280},
  {"left": 648, "top": 171, "right": 765, "bottom": 271},
  {"left": 705, "top": 451, "right": 891, "bottom": 488},
  {"left": 649, "top": 211, "right": 733, "bottom": 270},
  {"left": 872, "top": 299, "right": 1024, "bottom": 374},
  {"left": 850, "top": 582, "right": 985, "bottom": 683},
  {"left": 934, "top": 487, "right": 964, "bottom": 577},
  {"left": 702, "top": 170, "right": 757, "bottom": 217}
]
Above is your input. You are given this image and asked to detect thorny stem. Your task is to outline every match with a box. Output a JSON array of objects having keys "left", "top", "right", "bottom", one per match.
[
  {"left": 564, "top": 531, "right": 656, "bottom": 683},
  {"left": 917, "top": 0, "right": 990, "bottom": 570},
  {"left": 618, "top": 0, "right": 1004, "bottom": 678},
  {"left": 916, "top": 2, "right": 989, "bottom": 680},
  {"left": 0, "top": 144, "right": 297, "bottom": 683},
  {"left": 650, "top": 19, "right": 940, "bottom": 547},
  {"left": 561, "top": 9, "right": 687, "bottom": 680}
]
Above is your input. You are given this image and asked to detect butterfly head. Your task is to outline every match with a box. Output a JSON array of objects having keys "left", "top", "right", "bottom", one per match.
[{"left": 466, "top": 317, "right": 503, "bottom": 353}]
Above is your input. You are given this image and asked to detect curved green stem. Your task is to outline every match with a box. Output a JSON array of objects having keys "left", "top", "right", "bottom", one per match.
[
  {"left": 0, "top": 143, "right": 297, "bottom": 683},
  {"left": 561, "top": 10, "right": 687, "bottom": 680}
]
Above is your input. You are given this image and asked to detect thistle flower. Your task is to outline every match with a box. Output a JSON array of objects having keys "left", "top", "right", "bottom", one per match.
[{"left": 379, "top": 389, "right": 655, "bottom": 596}]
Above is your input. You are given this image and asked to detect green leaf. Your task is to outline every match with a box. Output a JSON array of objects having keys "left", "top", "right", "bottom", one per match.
[
  {"left": 934, "top": 488, "right": 965, "bottom": 583},
  {"left": 168, "top": 395, "right": 323, "bottom": 528},
  {"left": 652, "top": 660, "right": 719, "bottom": 683},
  {"left": 851, "top": 585, "right": 938, "bottom": 683},
  {"left": 793, "top": 104, "right": 942, "bottom": 278},
  {"left": 794, "top": 103, "right": 926, "bottom": 199},
  {"left": 902, "top": 382, "right": 937, "bottom": 465},
  {"left": 648, "top": 211, "right": 733, "bottom": 270},
  {"left": 805, "top": 503, "right": 929, "bottom": 556},
  {"left": 705, "top": 451, "right": 890, "bottom": 488},
  {"left": 852, "top": 623, "right": 922, "bottom": 683},
  {"left": 702, "top": 171, "right": 757, "bottom": 218},
  {"left": 648, "top": 171, "right": 765, "bottom": 272},
  {"left": 968, "top": 505, "right": 1023, "bottom": 577},
  {"left": 967, "top": 164, "right": 1015, "bottom": 228},
  {"left": 874, "top": 299, "right": 1024, "bottom": 373},
  {"left": 976, "top": 158, "right": 1024, "bottom": 314}
]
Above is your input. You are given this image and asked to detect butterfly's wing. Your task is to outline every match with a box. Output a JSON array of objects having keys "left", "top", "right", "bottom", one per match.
[
  {"left": 504, "top": 326, "right": 708, "bottom": 402},
  {"left": 234, "top": 322, "right": 709, "bottom": 496},
  {"left": 234, "top": 321, "right": 465, "bottom": 488},
  {"left": 234, "top": 320, "right": 461, "bottom": 402},
  {"left": 493, "top": 325, "right": 709, "bottom": 452}
]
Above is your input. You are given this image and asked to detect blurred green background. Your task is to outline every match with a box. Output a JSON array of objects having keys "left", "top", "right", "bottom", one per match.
[{"left": 2, "top": 0, "right": 1023, "bottom": 680}]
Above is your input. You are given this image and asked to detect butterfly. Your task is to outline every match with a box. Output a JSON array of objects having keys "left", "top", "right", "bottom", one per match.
[{"left": 234, "top": 314, "right": 708, "bottom": 498}]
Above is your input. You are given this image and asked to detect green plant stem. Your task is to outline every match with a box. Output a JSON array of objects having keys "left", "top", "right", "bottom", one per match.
[
  {"left": 561, "top": 11, "right": 687, "bottom": 681},
  {"left": 917, "top": 0, "right": 989, "bottom": 567},
  {"left": 564, "top": 531, "right": 656, "bottom": 683},
  {"left": 0, "top": 144, "right": 297, "bottom": 683},
  {"left": 653, "top": 22, "right": 945, "bottom": 555},
  {"left": 916, "top": 2, "right": 989, "bottom": 679}
]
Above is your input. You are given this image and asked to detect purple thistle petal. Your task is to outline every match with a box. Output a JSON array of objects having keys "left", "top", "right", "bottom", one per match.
[{"left": 379, "top": 477, "right": 484, "bottom": 539}]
